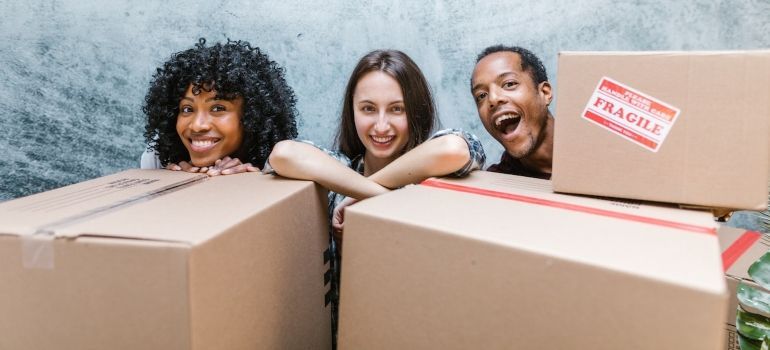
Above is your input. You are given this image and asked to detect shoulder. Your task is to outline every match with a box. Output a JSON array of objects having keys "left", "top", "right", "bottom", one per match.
[
  {"left": 140, "top": 149, "right": 162, "bottom": 169},
  {"left": 431, "top": 128, "right": 486, "bottom": 175}
]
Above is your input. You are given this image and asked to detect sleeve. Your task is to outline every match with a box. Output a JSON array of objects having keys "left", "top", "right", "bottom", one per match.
[
  {"left": 429, "top": 128, "right": 486, "bottom": 177},
  {"left": 140, "top": 148, "right": 163, "bottom": 169},
  {"left": 262, "top": 140, "right": 353, "bottom": 174}
]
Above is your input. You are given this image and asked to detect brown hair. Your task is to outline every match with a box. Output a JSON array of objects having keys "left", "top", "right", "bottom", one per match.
[{"left": 334, "top": 50, "right": 437, "bottom": 159}]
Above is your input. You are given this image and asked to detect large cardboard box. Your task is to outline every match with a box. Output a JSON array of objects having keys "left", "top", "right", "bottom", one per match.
[
  {"left": 338, "top": 171, "right": 726, "bottom": 349},
  {"left": 552, "top": 50, "right": 770, "bottom": 210},
  {"left": 0, "top": 169, "right": 331, "bottom": 350},
  {"left": 718, "top": 225, "right": 768, "bottom": 327}
]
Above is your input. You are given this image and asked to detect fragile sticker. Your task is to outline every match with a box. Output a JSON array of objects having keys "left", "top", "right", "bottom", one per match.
[{"left": 581, "top": 77, "right": 680, "bottom": 152}]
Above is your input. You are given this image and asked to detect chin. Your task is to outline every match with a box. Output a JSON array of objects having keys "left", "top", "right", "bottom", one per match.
[
  {"left": 503, "top": 144, "right": 531, "bottom": 159},
  {"left": 190, "top": 157, "right": 216, "bottom": 167}
]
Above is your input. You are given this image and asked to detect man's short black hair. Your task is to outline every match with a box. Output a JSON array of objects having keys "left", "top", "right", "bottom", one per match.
[{"left": 476, "top": 45, "right": 548, "bottom": 85}]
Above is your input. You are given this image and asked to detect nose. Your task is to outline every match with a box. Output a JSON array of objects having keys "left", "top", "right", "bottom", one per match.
[
  {"left": 374, "top": 111, "right": 390, "bottom": 133},
  {"left": 487, "top": 85, "right": 507, "bottom": 111},
  {"left": 190, "top": 111, "right": 212, "bottom": 132}
]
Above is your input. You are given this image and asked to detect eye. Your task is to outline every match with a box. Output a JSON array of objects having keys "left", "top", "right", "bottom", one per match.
[
  {"left": 391, "top": 105, "right": 404, "bottom": 114},
  {"left": 503, "top": 80, "right": 518, "bottom": 89},
  {"left": 211, "top": 104, "right": 226, "bottom": 112},
  {"left": 180, "top": 105, "right": 193, "bottom": 113},
  {"left": 474, "top": 92, "right": 487, "bottom": 103},
  {"left": 361, "top": 105, "right": 376, "bottom": 113}
]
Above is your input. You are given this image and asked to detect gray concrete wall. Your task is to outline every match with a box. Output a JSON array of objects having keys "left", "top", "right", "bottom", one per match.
[{"left": 1, "top": 0, "right": 768, "bottom": 230}]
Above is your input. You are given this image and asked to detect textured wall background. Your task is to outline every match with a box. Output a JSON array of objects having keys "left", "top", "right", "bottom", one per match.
[{"left": 1, "top": 0, "right": 768, "bottom": 230}]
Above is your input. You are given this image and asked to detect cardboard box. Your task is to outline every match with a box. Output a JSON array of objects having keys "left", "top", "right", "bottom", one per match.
[
  {"left": 338, "top": 171, "right": 727, "bottom": 349},
  {"left": 718, "top": 225, "right": 768, "bottom": 328},
  {"left": 0, "top": 169, "right": 331, "bottom": 350},
  {"left": 552, "top": 50, "right": 770, "bottom": 210}
]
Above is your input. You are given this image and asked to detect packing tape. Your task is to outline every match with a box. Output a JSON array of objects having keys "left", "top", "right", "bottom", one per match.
[
  {"left": 722, "top": 230, "right": 762, "bottom": 272},
  {"left": 421, "top": 179, "right": 716, "bottom": 235},
  {"left": 21, "top": 230, "right": 55, "bottom": 269}
]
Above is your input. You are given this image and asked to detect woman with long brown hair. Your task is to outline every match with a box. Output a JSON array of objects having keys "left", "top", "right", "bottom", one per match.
[{"left": 266, "top": 49, "right": 485, "bottom": 347}]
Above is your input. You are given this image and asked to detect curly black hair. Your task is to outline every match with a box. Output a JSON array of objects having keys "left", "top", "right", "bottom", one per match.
[
  {"left": 143, "top": 38, "right": 298, "bottom": 167},
  {"left": 475, "top": 45, "right": 549, "bottom": 85}
]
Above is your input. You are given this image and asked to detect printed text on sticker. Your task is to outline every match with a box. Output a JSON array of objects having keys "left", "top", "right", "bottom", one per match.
[{"left": 582, "top": 77, "right": 680, "bottom": 152}]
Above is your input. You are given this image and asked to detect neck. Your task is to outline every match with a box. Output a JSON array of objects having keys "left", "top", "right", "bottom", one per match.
[
  {"left": 519, "top": 113, "right": 554, "bottom": 175},
  {"left": 363, "top": 152, "right": 393, "bottom": 176}
]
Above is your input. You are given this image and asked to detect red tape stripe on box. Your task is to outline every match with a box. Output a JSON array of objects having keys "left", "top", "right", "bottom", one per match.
[
  {"left": 722, "top": 230, "right": 762, "bottom": 271},
  {"left": 420, "top": 179, "right": 716, "bottom": 235}
]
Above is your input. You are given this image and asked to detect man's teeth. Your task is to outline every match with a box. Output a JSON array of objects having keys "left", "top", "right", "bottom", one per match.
[
  {"left": 494, "top": 113, "right": 519, "bottom": 127},
  {"left": 372, "top": 136, "right": 394, "bottom": 143},
  {"left": 192, "top": 140, "right": 216, "bottom": 147}
]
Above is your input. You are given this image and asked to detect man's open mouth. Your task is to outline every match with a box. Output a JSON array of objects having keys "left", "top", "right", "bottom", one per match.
[{"left": 494, "top": 113, "right": 521, "bottom": 135}]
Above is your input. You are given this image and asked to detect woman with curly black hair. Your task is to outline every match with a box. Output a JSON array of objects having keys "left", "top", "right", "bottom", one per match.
[{"left": 141, "top": 38, "right": 298, "bottom": 174}]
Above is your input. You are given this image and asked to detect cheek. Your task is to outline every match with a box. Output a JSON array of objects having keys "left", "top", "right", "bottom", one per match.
[
  {"left": 353, "top": 113, "right": 370, "bottom": 139},
  {"left": 225, "top": 118, "right": 244, "bottom": 148},
  {"left": 175, "top": 116, "right": 186, "bottom": 139},
  {"left": 394, "top": 117, "right": 409, "bottom": 138}
]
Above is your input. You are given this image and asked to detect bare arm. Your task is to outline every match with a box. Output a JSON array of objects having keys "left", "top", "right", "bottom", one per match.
[
  {"left": 268, "top": 140, "right": 389, "bottom": 199},
  {"left": 368, "top": 134, "right": 471, "bottom": 189}
]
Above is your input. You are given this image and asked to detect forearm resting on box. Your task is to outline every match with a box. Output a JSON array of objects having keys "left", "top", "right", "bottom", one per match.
[
  {"left": 268, "top": 140, "right": 389, "bottom": 199},
  {"left": 369, "top": 134, "right": 470, "bottom": 189}
]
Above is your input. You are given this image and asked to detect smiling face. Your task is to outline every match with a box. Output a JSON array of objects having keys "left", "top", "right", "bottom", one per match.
[
  {"left": 175, "top": 84, "right": 244, "bottom": 167},
  {"left": 471, "top": 51, "right": 552, "bottom": 159},
  {"left": 353, "top": 71, "right": 410, "bottom": 169}
]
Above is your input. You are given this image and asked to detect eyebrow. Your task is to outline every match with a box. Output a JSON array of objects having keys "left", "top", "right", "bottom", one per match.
[
  {"left": 355, "top": 99, "right": 404, "bottom": 105},
  {"left": 179, "top": 96, "right": 231, "bottom": 103}
]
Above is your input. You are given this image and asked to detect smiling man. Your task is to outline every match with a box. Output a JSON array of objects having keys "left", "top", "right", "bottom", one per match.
[{"left": 471, "top": 45, "right": 554, "bottom": 179}]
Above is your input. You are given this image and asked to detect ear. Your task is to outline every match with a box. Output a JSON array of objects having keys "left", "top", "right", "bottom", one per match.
[{"left": 538, "top": 81, "right": 553, "bottom": 106}]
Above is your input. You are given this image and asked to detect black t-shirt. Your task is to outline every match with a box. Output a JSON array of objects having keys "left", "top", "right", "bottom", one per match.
[{"left": 486, "top": 152, "right": 551, "bottom": 180}]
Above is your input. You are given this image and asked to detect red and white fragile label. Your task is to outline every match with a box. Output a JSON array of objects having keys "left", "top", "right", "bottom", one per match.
[{"left": 581, "top": 77, "right": 680, "bottom": 152}]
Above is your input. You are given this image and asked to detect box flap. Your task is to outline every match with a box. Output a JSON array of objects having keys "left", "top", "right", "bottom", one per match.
[
  {"left": 0, "top": 169, "right": 206, "bottom": 237},
  {"left": 56, "top": 173, "right": 316, "bottom": 245},
  {"left": 350, "top": 171, "right": 723, "bottom": 294},
  {"left": 0, "top": 170, "right": 317, "bottom": 245}
]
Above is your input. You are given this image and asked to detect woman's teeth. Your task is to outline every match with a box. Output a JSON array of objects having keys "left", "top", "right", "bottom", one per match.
[
  {"left": 372, "top": 136, "right": 394, "bottom": 143},
  {"left": 192, "top": 139, "right": 217, "bottom": 147}
]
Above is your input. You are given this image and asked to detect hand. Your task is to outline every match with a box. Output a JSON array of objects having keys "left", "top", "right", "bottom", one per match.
[
  {"left": 166, "top": 161, "right": 210, "bottom": 173},
  {"left": 207, "top": 156, "right": 260, "bottom": 176},
  {"left": 332, "top": 197, "right": 358, "bottom": 242}
]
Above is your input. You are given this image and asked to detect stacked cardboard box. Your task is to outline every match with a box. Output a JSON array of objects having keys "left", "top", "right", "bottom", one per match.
[
  {"left": 553, "top": 50, "right": 770, "bottom": 211},
  {"left": 338, "top": 171, "right": 726, "bottom": 349},
  {"left": 0, "top": 169, "right": 332, "bottom": 350}
]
